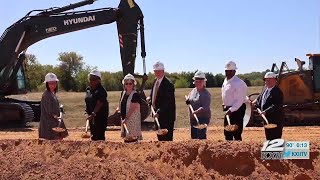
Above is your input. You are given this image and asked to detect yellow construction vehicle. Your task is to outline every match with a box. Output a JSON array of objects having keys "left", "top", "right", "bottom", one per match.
[{"left": 246, "top": 54, "right": 320, "bottom": 126}]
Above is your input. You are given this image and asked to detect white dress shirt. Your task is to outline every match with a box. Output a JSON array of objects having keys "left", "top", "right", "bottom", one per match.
[
  {"left": 152, "top": 76, "right": 164, "bottom": 105},
  {"left": 221, "top": 75, "right": 248, "bottom": 112}
]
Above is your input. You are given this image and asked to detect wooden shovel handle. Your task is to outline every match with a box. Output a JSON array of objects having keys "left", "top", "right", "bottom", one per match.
[{"left": 257, "top": 108, "right": 269, "bottom": 124}]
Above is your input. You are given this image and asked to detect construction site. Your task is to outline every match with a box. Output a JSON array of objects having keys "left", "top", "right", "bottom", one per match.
[{"left": 0, "top": 0, "right": 319, "bottom": 179}]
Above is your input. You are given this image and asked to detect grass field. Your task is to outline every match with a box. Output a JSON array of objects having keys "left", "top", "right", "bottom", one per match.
[{"left": 11, "top": 87, "right": 262, "bottom": 128}]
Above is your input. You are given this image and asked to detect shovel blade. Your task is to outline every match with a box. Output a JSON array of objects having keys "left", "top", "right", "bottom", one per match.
[
  {"left": 193, "top": 124, "right": 208, "bottom": 129},
  {"left": 124, "top": 136, "right": 138, "bottom": 142},
  {"left": 224, "top": 125, "right": 239, "bottom": 132},
  {"left": 81, "top": 133, "right": 91, "bottom": 138},
  {"left": 52, "top": 127, "right": 66, "bottom": 133},
  {"left": 157, "top": 129, "right": 168, "bottom": 136},
  {"left": 264, "top": 124, "right": 277, "bottom": 129}
]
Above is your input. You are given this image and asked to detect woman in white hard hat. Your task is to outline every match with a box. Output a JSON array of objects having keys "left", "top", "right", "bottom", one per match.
[
  {"left": 186, "top": 71, "right": 211, "bottom": 139},
  {"left": 85, "top": 70, "right": 109, "bottom": 141},
  {"left": 252, "top": 72, "right": 284, "bottom": 140},
  {"left": 39, "top": 73, "right": 68, "bottom": 140},
  {"left": 115, "top": 73, "right": 142, "bottom": 142}
]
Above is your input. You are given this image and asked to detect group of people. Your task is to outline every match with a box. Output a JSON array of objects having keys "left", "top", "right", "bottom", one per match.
[{"left": 38, "top": 60, "right": 284, "bottom": 142}]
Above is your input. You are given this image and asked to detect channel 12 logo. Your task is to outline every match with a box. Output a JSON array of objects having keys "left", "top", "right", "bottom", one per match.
[{"left": 261, "top": 139, "right": 310, "bottom": 160}]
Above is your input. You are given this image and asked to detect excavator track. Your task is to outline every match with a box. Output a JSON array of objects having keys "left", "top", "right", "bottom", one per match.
[{"left": 0, "top": 101, "right": 34, "bottom": 126}]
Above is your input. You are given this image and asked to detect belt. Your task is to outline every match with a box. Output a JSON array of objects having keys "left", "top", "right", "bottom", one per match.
[{"left": 223, "top": 105, "right": 231, "bottom": 111}]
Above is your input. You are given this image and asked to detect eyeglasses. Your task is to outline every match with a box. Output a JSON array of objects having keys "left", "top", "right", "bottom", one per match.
[{"left": 125, "top": 83, "right": 133, "bottom": 85}]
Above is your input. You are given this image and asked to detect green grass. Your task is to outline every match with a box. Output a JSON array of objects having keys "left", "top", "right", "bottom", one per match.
[{"left": 10, "top": 87, "right": 262, "bottom": 128}]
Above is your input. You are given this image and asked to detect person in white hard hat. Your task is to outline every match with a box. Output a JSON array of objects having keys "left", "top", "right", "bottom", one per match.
[
  {"left": 185, "top": 71, "right": 211, "bottom": 139},
  {"left": 39, "top": 73, "right": 68, "bottom": 140},
  {"left": 221, "top": 61, "right": 248, "bottom": 141},
  {"left": 148, "top": 61, "right": 176, "bottom": 141},
  {"left": 85, "top": 70, "right": 109, "bottom": 141},
  {"left": 252, "top": 72, "right": 284, "bottom": 140},
  {"left": 115, "top": 73, "right": 142, "bottom": 142}
]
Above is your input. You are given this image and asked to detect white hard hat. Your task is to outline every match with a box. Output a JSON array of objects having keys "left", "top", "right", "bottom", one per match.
[
  {"left": 264, "top": 72, "right": 277, "bottom": 79},
  {"left": 89, "top": 70, "right": 101, "bottom": 79},
  {"left": 153, "top": 61, "right": 165, "bottom": 71},
  {"left": 43, "top": 73, "right": 59, "bottom": 83},
  {"left": 122, "top": 73, "right": 137, "bottom": 85},
  {"left": 225, "top": 61, "right": 237, "bottom": 70},
  {"left": 192, "top": 71, "right": 207, "bottom": 81}
]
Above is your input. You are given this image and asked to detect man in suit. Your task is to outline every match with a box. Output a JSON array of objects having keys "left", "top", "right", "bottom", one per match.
[
  {"left": 149, "top": 61, "right": 176, "bottom": 141},
  {"left": 252, "top": 72, "right": 284, "bottom": 140}
]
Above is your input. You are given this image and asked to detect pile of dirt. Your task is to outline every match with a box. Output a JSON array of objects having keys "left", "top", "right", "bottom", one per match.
[{"left": 0, "top": 140, "right": 319, "bottom": 179}]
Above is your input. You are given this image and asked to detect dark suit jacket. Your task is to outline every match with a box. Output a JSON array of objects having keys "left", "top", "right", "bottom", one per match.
[
  {"left": 150, "top": 76, "right": 176, "bottom": 128},
  {"left": 256, "top": 86, "right": 284, "bottom": 126}
]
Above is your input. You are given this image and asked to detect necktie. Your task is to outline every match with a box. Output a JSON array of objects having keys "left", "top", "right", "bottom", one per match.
[
  {"left": 152, "top": 80, "right": 160, "bottom": 107},
  {"left": 261, "top": 89, "right": 269, "bottom": 110}
]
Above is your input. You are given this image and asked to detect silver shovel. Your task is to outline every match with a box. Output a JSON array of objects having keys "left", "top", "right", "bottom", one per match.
[
  {"left": 121, "top": 119, "right": 138, "bottom": 142},
  {"left": 52, "top": 111, "right": 66, "bottom": 133},
  {"left": 257, "top": 108, "right": 277, "bottom": 129},
  {"left": 224, "top": 114, "right": 239, "bottom": 132},
  {"left": 150, "top": 106, "right": 168, "bottom": 136},
  {"left": 184, "top": 95, "right": 207, "bottom": 129}
]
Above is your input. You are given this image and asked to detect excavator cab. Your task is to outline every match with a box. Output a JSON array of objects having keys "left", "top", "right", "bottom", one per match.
[{"left": 308, "top": 54, "right": 320, "bottom": 92}]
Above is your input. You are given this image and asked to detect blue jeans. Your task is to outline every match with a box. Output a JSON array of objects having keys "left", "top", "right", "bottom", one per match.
[{"left": 190, "top": 118, "right": 209, "bottom": 139}]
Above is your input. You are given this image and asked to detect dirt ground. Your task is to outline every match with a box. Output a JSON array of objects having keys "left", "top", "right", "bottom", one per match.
[{"left": 0, "top": 126, "right": 319, "bottom": 179}]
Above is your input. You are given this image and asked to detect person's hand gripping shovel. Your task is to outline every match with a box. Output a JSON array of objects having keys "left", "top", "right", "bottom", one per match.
[
  {"left": 257, "top": 108, "right": 277, "bottom": 129},
  {"left": 224, "top": 114, "right": 239, "bottom": 132},
  {"left": 52, "top": 105, "right": 66, "bottom": 133},
  {"left": 184, "top": 95, "right": 207, "bottom": 129},
  {"left": 150, "top": 106, "right": 168, "bottom": 136}
]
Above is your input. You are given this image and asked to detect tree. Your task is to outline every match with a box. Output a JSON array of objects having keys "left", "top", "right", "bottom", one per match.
[
  {"left": 57, "top": 52, "right": 84, "bottom": 91},
  {"left": 174, "top": 77, "right": 189, "bottom": 88},
  {"left": 205, "top": 72, "right": 215, "bottom": 87},
  {"left": 214, "top": 73, "right": 225, "bottom": 87},
  {"left": 24, "top": 54, "right": 46, "bottom": 91},
  {"left": 243, "top": 78, "right": 252, "bottom": 87}
]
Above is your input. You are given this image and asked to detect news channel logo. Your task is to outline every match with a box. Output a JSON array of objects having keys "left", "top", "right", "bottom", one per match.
[{"left": 261, "top": 139, "right": 310, "bottom": 160}]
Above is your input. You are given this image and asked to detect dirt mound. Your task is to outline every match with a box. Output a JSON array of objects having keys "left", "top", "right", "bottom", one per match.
[{"left": 0, "top": 140, "right": 319, "bottom": 179}]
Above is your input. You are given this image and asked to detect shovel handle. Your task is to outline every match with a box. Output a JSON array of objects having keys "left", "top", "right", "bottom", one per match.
[
  {"left": 226, "top": 115, "right": 231, "bottom": 125},
  {"left": 257, "top": 108, "right": 269, "bottom": 124},
  {"left": 184, "top": 95, "right": 201, "bottom": 125},
  {"left": 122, "top": 122, "right": 129, "bottom": 135},
  {"left": 150, "top": 106, "right": 161, "bottom": 128},
  {"left": 57, "top": 119, "right": 62, "bottom": 127},
  {"left": 85, "top": 119, "right": 89, "bottom": 133}
]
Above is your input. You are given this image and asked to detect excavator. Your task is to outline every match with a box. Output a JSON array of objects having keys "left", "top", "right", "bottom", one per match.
[
  {"left": 245, "top": 54, "right": 320, "bottom": 126},
  {"left": 0, "top": 0, "right": 149, "bottom": 125}
]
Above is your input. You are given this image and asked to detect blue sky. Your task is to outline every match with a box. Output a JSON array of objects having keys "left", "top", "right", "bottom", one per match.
[{"left": 1, "top": 0, "right": 319, "bottom": 74}]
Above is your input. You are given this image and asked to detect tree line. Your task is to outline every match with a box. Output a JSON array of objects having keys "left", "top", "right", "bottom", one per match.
[{"left": 24, "top": 52, "right": 268, "bottom": 92}]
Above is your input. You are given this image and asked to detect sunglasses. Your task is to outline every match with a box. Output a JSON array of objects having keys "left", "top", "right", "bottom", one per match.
[
  {"left": 89, "top": 78, "right": 99, "bottom": 81},
  {"left": 125, "top": 83, "right": 133, "bottom": 85},
  {"left": 194, "top": 80, "right": 203, "bottom": 83}
]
